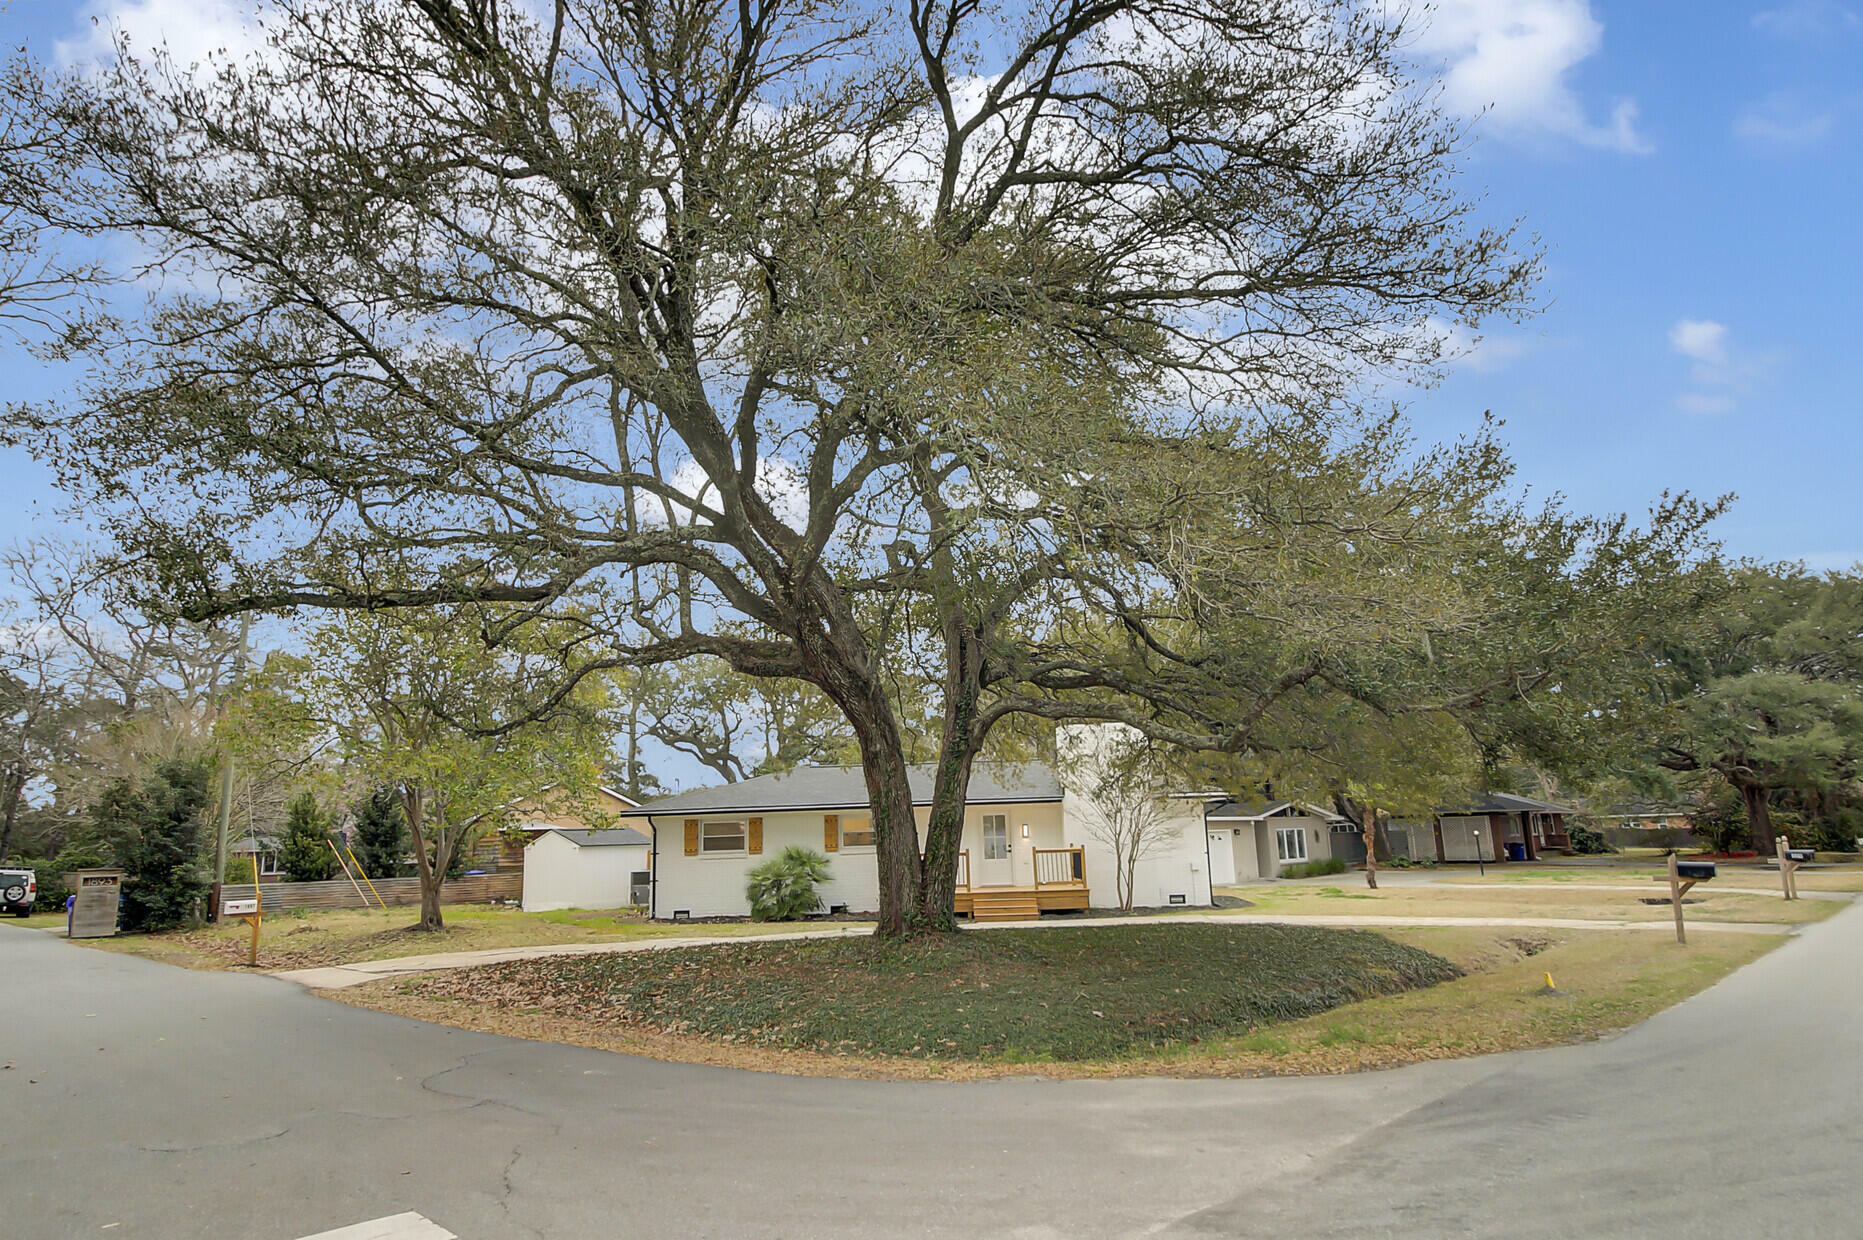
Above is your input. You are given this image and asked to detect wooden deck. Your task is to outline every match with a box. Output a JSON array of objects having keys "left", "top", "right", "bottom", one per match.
[{"left": 952, "top": 846, "right": 1090, "bottom": 922}]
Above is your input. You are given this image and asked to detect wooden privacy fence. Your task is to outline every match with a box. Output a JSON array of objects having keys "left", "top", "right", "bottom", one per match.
[{"left": 220, "top": 872, "right": 522, "bottom": 912}]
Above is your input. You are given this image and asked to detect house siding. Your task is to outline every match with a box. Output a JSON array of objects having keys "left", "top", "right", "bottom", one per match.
[
  {"left": 1252, "top": 815, "right": 1335, "bottom": 877},
  {"left": 1064, "top": 792, "right": 1212, "bottom": 908}
]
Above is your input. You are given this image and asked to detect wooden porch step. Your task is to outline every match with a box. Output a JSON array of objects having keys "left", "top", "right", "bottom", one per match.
[{"left": 966, "top": 888, "right": 1042, "bottom": 923}]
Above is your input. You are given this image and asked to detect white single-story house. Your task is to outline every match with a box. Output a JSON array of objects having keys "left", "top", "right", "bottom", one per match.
[
  {"left": 520, "top": 827, "right": 653, "bottom": 912},
  {"left": 631, "top": 726, "right": 1224, "bottom": 921},
  {"left": 1202, "top": 799, "right": 1343, "bottom": 882}
]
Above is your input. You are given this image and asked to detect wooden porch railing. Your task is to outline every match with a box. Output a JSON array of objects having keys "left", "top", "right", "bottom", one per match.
[
  {"left": 1033, "top": 846, "right": 1085, "bottom": 887},
  {"left": 927, "top": 851, "right": 972, "bottom": 890}
]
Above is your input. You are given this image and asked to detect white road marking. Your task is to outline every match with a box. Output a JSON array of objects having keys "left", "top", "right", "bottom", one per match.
[{"left": 294, "top": 1212, "right": 457, "bottom": 1240}]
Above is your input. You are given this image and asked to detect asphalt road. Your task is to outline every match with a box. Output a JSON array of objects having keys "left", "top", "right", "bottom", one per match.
[{"left": 2, "top": 906, "right": 1859, "bottom": 1240}]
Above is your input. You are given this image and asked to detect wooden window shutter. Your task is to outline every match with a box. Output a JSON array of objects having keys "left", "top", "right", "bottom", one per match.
[
  {"left": 683, "top": 819, "right": 699, "bottom": 856},
  {"left": 823, "top": 814, "right": 839, "bottom": 852},
  {"left": 748, "top": 817, "right": 763, "bottom": 854}
]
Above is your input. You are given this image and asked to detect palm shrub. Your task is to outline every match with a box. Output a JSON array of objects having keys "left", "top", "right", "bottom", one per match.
[{"left": 746, "top": 846, "right": 831, "bottom": 921}]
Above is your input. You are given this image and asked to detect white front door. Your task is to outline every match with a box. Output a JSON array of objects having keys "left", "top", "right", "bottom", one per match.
[
  {"left": 978, "top": 814, "right": 1014, "bottom": 886},
  {"left": 1207, "top": 830, "right": 1237, "bottom": 886}
]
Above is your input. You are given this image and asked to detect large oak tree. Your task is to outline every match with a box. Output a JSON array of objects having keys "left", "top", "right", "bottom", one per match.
[{"left": 6, "top": 0, "right": 1550, "bottom": 935}]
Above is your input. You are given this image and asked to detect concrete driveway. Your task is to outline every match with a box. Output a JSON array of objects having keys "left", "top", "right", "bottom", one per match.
[{"left": 3, "top": 905, "right": 1859, "bottom": 1240}]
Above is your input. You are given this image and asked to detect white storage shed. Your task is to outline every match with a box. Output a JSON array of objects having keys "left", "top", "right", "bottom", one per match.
[{"left": 520, "top": 827, "right": 653, "bottom": 912}]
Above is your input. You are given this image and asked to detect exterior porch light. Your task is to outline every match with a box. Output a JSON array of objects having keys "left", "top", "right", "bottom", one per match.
[{"left": 1022, "top": 823, "right": 1030, "bottom": 839}]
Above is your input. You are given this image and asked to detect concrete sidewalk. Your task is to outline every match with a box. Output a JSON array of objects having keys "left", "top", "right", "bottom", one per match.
[{"left": 274, "top": 908, "right": 1798, "bottom": 990}]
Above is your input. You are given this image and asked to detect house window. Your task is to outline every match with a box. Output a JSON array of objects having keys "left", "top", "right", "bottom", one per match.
[
  {"left": 982, "top": 815, "right": 1009, "bottom": 861},
  {"left": 258, "top": 853, "right": 280, "bottom": 876},
  {"left": 1276, "top": 826, "right": 1308, "bottom": 863},
  {"left": 700, "top": 821, "right": 747, "bottom": 854},
  {"left": 840, "top": 815, "right": 876, "bottom": 849}
]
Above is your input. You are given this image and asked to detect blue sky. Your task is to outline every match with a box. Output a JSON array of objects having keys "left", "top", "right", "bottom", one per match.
[{"left": 1, "top": 0, "right": 1858, "bottom": 572}]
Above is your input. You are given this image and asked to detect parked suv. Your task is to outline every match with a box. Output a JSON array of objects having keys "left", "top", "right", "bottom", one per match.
[{"left": 1, "top": 868, "right": 35, "bottom": 917}]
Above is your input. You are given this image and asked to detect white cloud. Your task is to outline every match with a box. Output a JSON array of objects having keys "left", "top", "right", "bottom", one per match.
[
  {"left": 636, "top": 457, "right": 810, "bottom": 533},
  {"left": 1410, "top": 0, "right": 1652, "bottom": 153},
  {"left": 1668, "top": 319, "right": 1728, "bottom": 365},
  {"left": 58, "top": 0, "right": 268, "bottom": 71},
  {"left": 1795, "top": 550, "right": 1863, "bottom": 573},
  {"left": 1429, "top": 318, "right": 1533, "bottom": 373},
  {"left": 1669, "top": 318, "right": 1776, "bottom": 414},
  {"left": 1753, "top": 1, "right": 1862, "bottom": 39},
  {"left": 1734, "top": 93, "right": 1837, "bottom": 147}
]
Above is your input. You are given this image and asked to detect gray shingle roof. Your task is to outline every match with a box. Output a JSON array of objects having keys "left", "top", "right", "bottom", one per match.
[
  {"left": 539, "top": 827, "right": 651, "bottom": 848},
  {"left": 630, "top": 762, "right": 1064, "bottom": 816},
  {"left": 1442, "top": 792, "right": 1572, "bottom": 815},
  {"left": 1205, "top": 798, "right": 1345, "bottom": 822}
]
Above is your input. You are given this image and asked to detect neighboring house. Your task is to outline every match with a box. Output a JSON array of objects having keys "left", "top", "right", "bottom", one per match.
[
  {"left": 1593, "top": 804, "right": 1696, "bottom": 832},
  {"left": 230, "top": 835, "right": 282, "bottom": 884},
  {"left": 1204, "top": 799, "right": 1343, "bottom": 881},
  {"left": 521, "top": 827, "right": 653, "bottom": 912},
  {"left": 463, "top": 786, "right": 643, "bottom": 871},
  {"left": 1396, "top": 794, "right": 1574, "bottom": 863},
  {"left": 633, "top": 728, "right": 1218, "bottom": 922}
]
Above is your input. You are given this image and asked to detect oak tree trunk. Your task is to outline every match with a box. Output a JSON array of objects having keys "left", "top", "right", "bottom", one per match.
[
  {"left": 1741, "top": 781, "right": 1774, "bottom": 856},
  {"left": 916, "top": 617, "right": 988, "bottom": 931},
  {"left": 0, "top": 770, "right": 24, "bottom": 863}
]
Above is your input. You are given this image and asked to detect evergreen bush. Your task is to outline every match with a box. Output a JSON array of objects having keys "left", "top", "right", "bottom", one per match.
[
  {"left": 351, "top": 786, "right": 409, "bottom": 878},
  {"left": 279, "top": 792, "right": 341, "bottom": 881},
  {"left": 114, "top": 759, "right": 213, "bottom": 932}
]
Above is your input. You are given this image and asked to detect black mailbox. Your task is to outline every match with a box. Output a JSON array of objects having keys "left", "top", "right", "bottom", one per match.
[
  {"left": 1785, "top": 848, "right": 1815, "bottom": 864},
  {"left": 1675, "top": 860, "right": 1717, "bottom": 881}
]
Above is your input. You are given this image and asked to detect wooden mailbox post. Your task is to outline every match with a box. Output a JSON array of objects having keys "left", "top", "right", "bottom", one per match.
[
  {"left": 1658, "top": 853, "right": 1716, "bottom": 944},
  {"left": 1774, "top": 836, "right": 1812, "bottom": 901}
]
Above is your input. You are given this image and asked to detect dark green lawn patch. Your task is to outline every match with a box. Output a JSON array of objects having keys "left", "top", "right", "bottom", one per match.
[{"left": 416, "top": 923, "right": 1460, "bottom": 1062}]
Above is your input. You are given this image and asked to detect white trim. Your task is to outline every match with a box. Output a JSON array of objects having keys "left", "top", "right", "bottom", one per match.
[
  {"left": 1275, "top": 825, "right": 1309, "bottom": 863},
  {"left": 699, "top": 819, "right": 748, "bottom": 856}
]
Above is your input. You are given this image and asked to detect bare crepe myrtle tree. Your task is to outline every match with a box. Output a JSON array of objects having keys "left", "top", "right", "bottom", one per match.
[
  {"left": 7, "top": 0, "right": 1544, "bottom": 936},
  {"left": 1060, "top": 725, "right": 1184, "bottom": 911}
]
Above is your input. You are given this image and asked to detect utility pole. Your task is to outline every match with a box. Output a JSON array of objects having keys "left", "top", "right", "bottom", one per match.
[{"left": 209, "top": 614, "right": 252, "bottom": 922}]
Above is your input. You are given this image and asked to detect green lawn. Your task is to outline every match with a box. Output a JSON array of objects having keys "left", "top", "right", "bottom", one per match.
[
  {"left": 1229, "top": 881, "right": 1839, "bottom": 924},
  {"left": 409, "top": 923, "right": 1460, "bottom": 1061},
  {"left": 1432, "top": 863, "right": 1863, "bottom": 893}
]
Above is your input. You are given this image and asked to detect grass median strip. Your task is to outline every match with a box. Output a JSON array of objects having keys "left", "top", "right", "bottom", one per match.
[
  {"left": 397, "top": 923, "right": 1459, "bottom": 1062},
  {"left": 334, "top": 921, "right": 1785, "bottom": 1080}
]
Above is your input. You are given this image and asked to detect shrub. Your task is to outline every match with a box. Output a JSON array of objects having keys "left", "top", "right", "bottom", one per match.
[
  {"left": 115, "top": 759, "right": 214, "bottom": 932},
  {"left": 1565, "top": 820, "right": 1615, "bottom": 855},
  {"left": 1692, "top": 788, "right": 1750, "bottom": 854},
  {"left": 278, "top": 791, "right": 340, "bottom": 881},
  {"left": 351, "top": 786, "right": 410, "bottom": 878},
  {"left": 1282, "top": 857, "right": 1347, "bottom": 879},
  {"left": 746, "top": 846, "right": 831, "bottom": 921}
]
